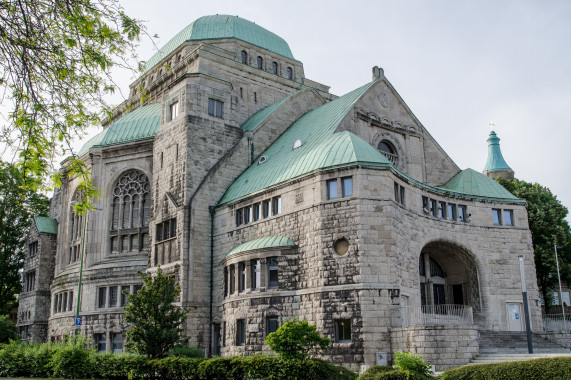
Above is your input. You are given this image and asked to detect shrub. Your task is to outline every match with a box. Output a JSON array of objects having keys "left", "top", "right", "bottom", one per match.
[
  {"left": 197, "top": 357, "right": 243, "bottom": 380},
  {"left": 48, "top": 339, "right": 95, "bottom": 379},
  {"left": 167, "top": 345, "right": 204, "bottom": 358},
  {"left": 441, "top": 357, "right": 571, "bottom": 380},
  {"left": 265, "top": 318, "right": 331, "bottom": 360},
  {"left": 392, "top": 351, "right": 432, "bottom": 379},
  {"left": 93, "top": 352, "right": 149, "bottom": 380}
]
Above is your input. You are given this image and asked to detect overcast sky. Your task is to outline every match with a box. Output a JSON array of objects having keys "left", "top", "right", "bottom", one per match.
[{"left": 93, "top": 0, "right": 571, "bottom": 217}]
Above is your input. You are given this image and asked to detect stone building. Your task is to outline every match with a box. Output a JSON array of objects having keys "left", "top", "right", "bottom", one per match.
[{"left": 17, "top": 14, "right": 546, "bottom": 370}]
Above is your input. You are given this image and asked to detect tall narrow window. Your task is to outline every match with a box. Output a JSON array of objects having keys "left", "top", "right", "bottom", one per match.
[
  {"left": 438, "top": 202, "right": 446, "bottom": 219},
  {"left": 342, "top": 177, "right": 353, "bottom": 197},
  {"left": 262, "top": 200, "right": 270, "bottom": 218},
  {"left": 112, "top": 333, "right": 123, "bottom": 353},
  {"left": 287, "top": 67, "right": 293, "bottom": 80},
  {"left": 236, "top": 209, "right": 243, "bottom": 227},
  {"left": 224, "top": 267, "right": 228, "bottom": 297},
  {"left": 95, "top": 334, "right": 106, "bottom": 353},
  {"left": 236, "top": 319, "right": 245, "bottom": 345},
  {"left": 69, "top": 190, "right": 84, "bottom": 264},
  {"left": 169, "top": 101, "right": 179, "bottom": 121},
  {"left": 504, "top": 210, "right": 514, "bottom": 226},
  {"left": 253, "top": 203, "right": 261, "bottom": 221},
  {"left": 394, "top": 182, "right": 399, "bottom": 202},
  {"left": 268, "top": 258, "right": 279, "bottom": 289},
  {"left": 272, "top": 197, "right": 281, "bottom": 215},
  {"left": 492, "top": 209, "right": 502, "bottom": 225},
  {"left": 458, "top": 205, "right": 467, "bottom": 222},
  {"left": 109, "top": 286, "right": 118, "bottom": 307},
  {"left": 257, "top": 56, "right": 263, "bottom": 69},
  {"left": 430, "top": 199, "right": 437, "bottom": 217},
  {"left": 447, "top": 204, "right": 456, "bottom": 221},
  {"left": 230, "top": 265, "right": 236, "bottom": 294},
  {"left": 422, "top": 197, "right": 429, "bottom": 214},
  {"left": 272, "top": 61, "right": 278, "bottom": 74},
  {"left": 251, "top": 260, "right": 261, "bottom": 290},
  {"left": 327, "top": 179, "right": 338, "bottom": 200},
  {"left": 110, "top": 170, "right": 151, "bottom": 254},
  {"left": 241, "top": 50, "right": 247, "bottom": 64},
  {"left": 266, "top": 317, "right": 279, "bottom": 335},
  {"left": 98, "top": 287, "right": 106, "bottom": 308},
  {"left": 238, "top": 262, "right": 246, "bottom": 292}
]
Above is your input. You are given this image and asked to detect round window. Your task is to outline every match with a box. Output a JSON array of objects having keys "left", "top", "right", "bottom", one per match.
[{"left": 334, "top": 238, "right": 349, "bottom": 256}]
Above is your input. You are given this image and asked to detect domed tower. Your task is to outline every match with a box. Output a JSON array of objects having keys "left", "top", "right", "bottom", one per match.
[{"left": 483, "top": 128, "right": 514, "bottom": 179}]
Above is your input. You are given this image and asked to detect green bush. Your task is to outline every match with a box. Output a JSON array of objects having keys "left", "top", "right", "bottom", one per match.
[
  {"left": 265, "top": 318, "right": 331, "bottom": 360},
  {"left": 49, "top": 339, "right": 95, "bottom": 379},
  {"left": 393, "top": 351, "right": 432, "bottom": 379},
  {"left": 441, "top": 357, "right": 571, "bottom": 380},
  {"left": 167, "top": 345, "right": 204, "bottom": 358},
  {"left": 93, "top": 352, "right": 149, "bottom": 380},
  {"left": 359, "top": 365, "right": 429, "bottom": 380}
]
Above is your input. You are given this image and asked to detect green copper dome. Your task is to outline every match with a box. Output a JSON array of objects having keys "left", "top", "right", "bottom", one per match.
[
  {"left": 483, "top": 130, "right": 511, "bottom": 172},
  {"left": 143, "top": 15, "right": 295, "bottom": 73}
]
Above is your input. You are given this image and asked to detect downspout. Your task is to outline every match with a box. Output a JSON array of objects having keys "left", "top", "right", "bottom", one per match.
[{"left": 208, "top": 205, "right": 215, "bottom": 357}]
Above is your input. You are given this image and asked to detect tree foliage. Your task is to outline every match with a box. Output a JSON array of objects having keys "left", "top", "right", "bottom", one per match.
[
  {"left": 123, "top": 268, "right": 189, "bottom": 359},
  {"left": 496, "top": 177, "right": 571, "bottom": 306},
  {"left": 0, "top": 315, "right": 18, "bottom": 343},
  {"left": 265, "top": 318, "right": 331, "bottom": 360},
  {"left": 0, "top": 0, "right": 142, "bottom": 207},
  {"left": 0, "top": 160, "right": 49, "bottom": 315}
]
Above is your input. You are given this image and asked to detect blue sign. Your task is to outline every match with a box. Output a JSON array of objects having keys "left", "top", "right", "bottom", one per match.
[
  {"left": 75, "top": 316, "right": 82, "bottom": 326},
  {"left": 515, "top": 313, "right": 520, "bottom": 320}
]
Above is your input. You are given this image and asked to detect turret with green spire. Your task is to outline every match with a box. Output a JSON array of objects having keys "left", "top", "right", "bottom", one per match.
[{"left": 483, "top": 128, "right": 514, "bottom": 179}]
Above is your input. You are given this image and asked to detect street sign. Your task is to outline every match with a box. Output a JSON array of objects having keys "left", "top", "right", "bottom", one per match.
[{"left": 75, "top": 316, "right": 82, "bottom": 326}]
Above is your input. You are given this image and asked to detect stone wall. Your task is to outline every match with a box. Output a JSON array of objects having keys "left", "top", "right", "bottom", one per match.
[{"left": 390, "top": 326, "right": 479, "bottom": 370}]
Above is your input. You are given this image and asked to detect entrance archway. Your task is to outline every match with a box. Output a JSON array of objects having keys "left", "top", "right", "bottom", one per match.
[{"left": 419, "top": 241, "right": 481, "bottom": 311}]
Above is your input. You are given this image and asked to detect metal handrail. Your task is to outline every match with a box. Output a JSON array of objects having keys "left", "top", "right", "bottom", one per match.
[
  {"left": 403, "top": 304, "right": 473, "bottom": 327},
  {"left": 543, "top": 314, "right": 571, "bottom": 333}
]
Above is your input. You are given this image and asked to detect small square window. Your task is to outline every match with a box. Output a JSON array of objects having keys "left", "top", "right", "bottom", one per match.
[
  {"left": 336, "top": 319, "right": 351, "bottom": 342},
  {"left": 169, "top": 101, "right": 179, "bottom": 121},
  {"left": 342, "top": 177, "right": 353, "bottom": 197},
  {"left": 504, "top": 210, "right": 514, "bottom": 226},
  {"left": 327, "top": 179, "right": 338, "bottom": 200},
  {"left": 236, "top": 319, "right": 245, "bottom": 346},
  {"left": 266, "top": 317, "right": 279, "bottom": 335},
  {"left": 208, "top": 99, "right": 223, "bottom": 118},
  {"left": 492, "top": 209, "right": 502, "bottom": 225}
]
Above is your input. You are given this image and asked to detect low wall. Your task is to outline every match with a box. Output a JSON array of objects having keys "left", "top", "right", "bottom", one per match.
[
  {"left": 537, "top": 331, "right": 571, "bottom": 349},
  {"left": 390, "top": 325, "right": 479, "bottom": 371}
]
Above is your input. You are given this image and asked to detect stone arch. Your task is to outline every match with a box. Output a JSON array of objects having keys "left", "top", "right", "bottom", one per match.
[
  {"left": 372, "top": 132, "right": 405, "bottom": 170},
  {"left": 418, "top": 239, "right": 482, "bottom": 312}
]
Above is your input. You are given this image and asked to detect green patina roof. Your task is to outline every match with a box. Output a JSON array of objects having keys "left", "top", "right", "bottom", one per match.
[
  {"left": 219, "top": 80, "right": 383, "bottom": 205},
  {"left": 78, "top": 129, "right": 106, "bottom": 157},
  {"left": 79, "top": 104, "right": 161, "bottom": 156},
  {"left": 483, "top": 130, "right": 511, "bottom": 172},
  {"left": 240, "top": 93, "right": 294, "bottom": 132},
  {"left": 440, "top": 168, "right": 518, "bottom": 200},
  {"left": 226, "top": 235, "right": 296, "bottom": 258},
  {"left": 35, "top": 216, "right": 58, "bottom": 234},
  {"left": 143, "top": 15, "right": 294, "bottom": 73}
]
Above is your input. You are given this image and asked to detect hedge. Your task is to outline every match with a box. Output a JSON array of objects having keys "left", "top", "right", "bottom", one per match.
[
  {"left": 359, "top": 365, "right": 429, "bottom": 380},
  {"left": 441, "top": 358, "right": 571, "bottom": 380},
  {"left": 0, "top": 341, "right": 357, "bottom": 379}
]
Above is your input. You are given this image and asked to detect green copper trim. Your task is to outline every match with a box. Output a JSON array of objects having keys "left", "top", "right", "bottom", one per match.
[
  {"left": 225, "top": 235, "right": 296, "bottom": 258},
  {"left": 483, "top": 130, "right": 511, "bottom": 172}
]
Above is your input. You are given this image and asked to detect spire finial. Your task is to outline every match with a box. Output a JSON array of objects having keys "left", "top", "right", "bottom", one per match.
[{"left": 489, "top": 121, "right": 495, "bottom": 131}]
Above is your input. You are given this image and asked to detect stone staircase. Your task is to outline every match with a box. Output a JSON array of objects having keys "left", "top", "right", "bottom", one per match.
[{"left": 469, "top": 331, "right": 571, "bottom": 365}]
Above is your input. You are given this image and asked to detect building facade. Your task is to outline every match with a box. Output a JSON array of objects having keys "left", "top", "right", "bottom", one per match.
[{"left": 18, "top": 15, "right": 544, "bottom": 370}]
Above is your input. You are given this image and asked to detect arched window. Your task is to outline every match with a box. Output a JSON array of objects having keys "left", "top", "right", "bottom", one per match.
[
  {"left": 272, "top": 61, "right": 278, "bottom": 75},
  {"left": 110, "top": 170, "right": 151, "bottom": 253},
  {"left": 287, "top": 67, "right": 293, "bottom": 80},
  {"left": 257, "top": 56, "right": 263, "bottom": 70},
  {"left": 241, "top": 50, "right": 248, "bottom": 64},
  {"left": 68, "top": 189, "right": 84, "bottom": 264},
  {"left": 377, "top": 140, "right": 398, "bottom": 165}
]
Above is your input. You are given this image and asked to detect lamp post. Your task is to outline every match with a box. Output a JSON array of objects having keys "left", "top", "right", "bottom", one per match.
[
  {"left": 72, "top": 202, "right": 103, "bottom": 337},
  {"left": 553, "top": 244, "right": 568, "bottom": 332},
  {"left": 518, "top": 255, "right": 533, "bottom": 354}
]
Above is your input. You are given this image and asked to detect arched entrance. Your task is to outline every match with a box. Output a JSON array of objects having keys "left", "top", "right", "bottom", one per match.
[{"left": 419, "top": 241, "right": 481, "bottom": 312}]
